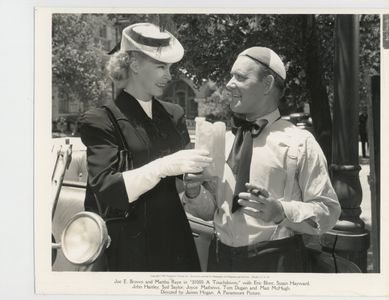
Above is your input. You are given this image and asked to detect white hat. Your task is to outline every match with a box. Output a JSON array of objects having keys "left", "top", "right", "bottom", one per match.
[
  {"left": 239, "top": 47, "right": 286, "bottom": 80},
  {"left": 120, "top": 23, "right": 184, "bottom": 64}
]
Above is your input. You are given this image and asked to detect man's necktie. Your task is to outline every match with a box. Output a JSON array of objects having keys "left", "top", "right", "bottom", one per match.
[{"left": 227, "top": 115, "right": 268, "bottom": 213}]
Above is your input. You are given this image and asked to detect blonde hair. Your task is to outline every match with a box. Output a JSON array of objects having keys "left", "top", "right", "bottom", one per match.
[
  {"left": 107, "top": 50, "right": 155, "bottom": 79},
  {"left": 106, "top": 51, "right": 131, "bottom": 82}
]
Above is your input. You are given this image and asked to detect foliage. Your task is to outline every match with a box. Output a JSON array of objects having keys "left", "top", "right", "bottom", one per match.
[
  {"left": 197, "top": 87, "right": 233, "bottom": 122},
  {"left": 52, "top": 14, "right": 112, "bottom": 112},
  {"left": 316, "top": 15, "right": 380, "bottom": 112},
  {"left": 173, "top": 14, "right": 309, "bottom": 114},
  {"left": 172, "top": 14, "right": 380, "bottom": 117},
  {"left": 52, "top": 14, "right": 380, "bottom": 119},
  {"left": 359, "top": 15, "right": 381, "bottom": 108}
]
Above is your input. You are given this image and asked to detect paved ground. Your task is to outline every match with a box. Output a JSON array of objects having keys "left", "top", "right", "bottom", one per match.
[
  {"left": 358, "top": 144, "right": 377, "bottom": 273},
  {"left": 301, "top": 143, "right": 375, "bottom": 272},
  {"left": 359, "top": 142, "right": 372, "bottom": 225},
  {"left": 360, "top": 159, "right": 372, "bottom": 236}
]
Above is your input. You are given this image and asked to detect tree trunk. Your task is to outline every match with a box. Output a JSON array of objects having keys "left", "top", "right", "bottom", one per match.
[{"left": 302, "top": 15, "right": 333, "bottom": 164}]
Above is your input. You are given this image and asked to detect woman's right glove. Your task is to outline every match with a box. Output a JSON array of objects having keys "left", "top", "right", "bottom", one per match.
[
  {"left": 154, "top": 149, "right": 212, "bottom": 178},
  {"left": 122, "top": 149, "right": 212, "bottom": 203}
]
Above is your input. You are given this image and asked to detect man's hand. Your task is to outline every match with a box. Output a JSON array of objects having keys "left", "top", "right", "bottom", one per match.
[
  {"left": 183, "top": 172, "right": 214, "bottom": 199},
  {"left": 238, "top": 183, "right": 285, "bottom": 223},
  {"left": 184, "top": 180, "right": 202, "bottom": 199}
]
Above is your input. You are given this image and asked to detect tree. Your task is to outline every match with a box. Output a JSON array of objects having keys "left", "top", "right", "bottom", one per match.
[
  {"left": 172, "top": 15, "right": 309, "bottom": 109},
  {"left": 359, "top": 15, "right": 380, "bottom": 107},
  {"left": 52, "top": 14, "right": 111, "bottom": 112},
  {"left": 51, "top": 13, "right": 380, "bottom": 160},
  {"left": 197, "top": 87, "right": 233, "bottom": 123},
  {"left": 170, "top": 14, "right": 380, "bottom": 164}
]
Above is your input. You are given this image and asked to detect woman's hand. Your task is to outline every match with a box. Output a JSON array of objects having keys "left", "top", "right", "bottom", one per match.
[{"left": 157, "top": 149, "right": 213, "bottom": 178}]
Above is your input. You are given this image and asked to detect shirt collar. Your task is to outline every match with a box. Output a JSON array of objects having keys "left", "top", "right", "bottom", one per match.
[{"left": 249, "top": 109, "right": 280, "bottom": 127}]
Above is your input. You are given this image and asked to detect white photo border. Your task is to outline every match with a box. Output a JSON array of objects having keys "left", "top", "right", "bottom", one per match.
[{"left": 34, "top": 6, "right": 389, "bottom": 297}]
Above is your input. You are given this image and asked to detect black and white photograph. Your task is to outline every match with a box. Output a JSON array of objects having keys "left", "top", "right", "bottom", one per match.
[{"left": 33, "top": 7, "right": 388, "bottom": 297}]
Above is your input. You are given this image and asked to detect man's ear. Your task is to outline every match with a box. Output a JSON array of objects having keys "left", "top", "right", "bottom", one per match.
[{"left": 263, "top": 75, "right": 275, "bottom": 95}]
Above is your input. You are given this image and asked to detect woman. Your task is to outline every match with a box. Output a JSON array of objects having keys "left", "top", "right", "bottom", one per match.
[{"left": 79, "top": 23, "right": 211, "bottom": 271}]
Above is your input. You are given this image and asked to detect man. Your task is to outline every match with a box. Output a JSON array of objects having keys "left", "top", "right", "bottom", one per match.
[
  {"left": 359, "top": 106, "right": 368, "bottom": 158},
  {"left": 183, "top": 47, "right": 341, "bottom": 272}
]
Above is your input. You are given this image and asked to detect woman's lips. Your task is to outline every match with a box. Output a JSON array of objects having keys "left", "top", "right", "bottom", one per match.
[{"left": 156, "top": 82, "right": 167, "bottom": 88}]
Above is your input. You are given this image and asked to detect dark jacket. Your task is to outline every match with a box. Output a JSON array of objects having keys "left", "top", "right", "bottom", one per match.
[{"left": 78, "top": 90, "right": 200, "bottom": 272}]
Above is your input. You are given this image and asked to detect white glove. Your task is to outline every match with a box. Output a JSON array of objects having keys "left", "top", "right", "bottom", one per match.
[
  {"left": 154, "top": 149, "right": 212, "bottom": 178},
  {"left": 122, "top": 149, "right": 212, "bottom": 203}
]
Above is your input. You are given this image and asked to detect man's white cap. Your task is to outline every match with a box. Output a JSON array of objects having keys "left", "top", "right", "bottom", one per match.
[
  {"left": 120, "top": 23, "right": 184, "bottom": 64},
  {"left": 238, "top": 47, "right": 286, "bottom": 80}
]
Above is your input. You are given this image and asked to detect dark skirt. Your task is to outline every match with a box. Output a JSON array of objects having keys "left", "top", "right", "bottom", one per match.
[{"left": 105, "top": 179, "right": 201, "bottom": 272}]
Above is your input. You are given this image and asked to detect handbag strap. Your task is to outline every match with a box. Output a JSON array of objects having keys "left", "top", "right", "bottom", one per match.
[
  {"left": 102, "top": 105, "right": 129, "bottom": 151},
  {"left": 93, "top": 105, "right": 132, "bottom": 219}
]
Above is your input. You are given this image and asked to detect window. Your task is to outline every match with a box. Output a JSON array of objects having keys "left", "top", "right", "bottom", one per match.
[
  {"left": 161, "top": 79, "right": 197, "bottom": 119},
  {"left": 99, "top": 25, "right": 107, "bottom": 38}
]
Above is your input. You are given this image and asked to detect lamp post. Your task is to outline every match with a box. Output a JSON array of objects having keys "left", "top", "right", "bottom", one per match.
[{"left": 320, "top": 15, "right": 370, "bottom": 272}]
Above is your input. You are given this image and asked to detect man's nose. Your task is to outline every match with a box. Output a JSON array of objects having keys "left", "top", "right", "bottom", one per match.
[
  {"left": 226, "top": 78, "right": 235, "bottom": 90},
  {"left": 226, "top": 79, "right": 238, "bottom": 92}
]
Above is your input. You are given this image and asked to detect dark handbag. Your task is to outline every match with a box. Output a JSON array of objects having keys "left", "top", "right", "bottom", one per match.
[
  {"left": 81, "top": 105, "right": 136, "bottom": 272},
  {"left": 93, "top": 105, "right": 134, "bottom": 220},
  {"left": 102, "top": 105, "right": 132, "bottom": 173}
]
